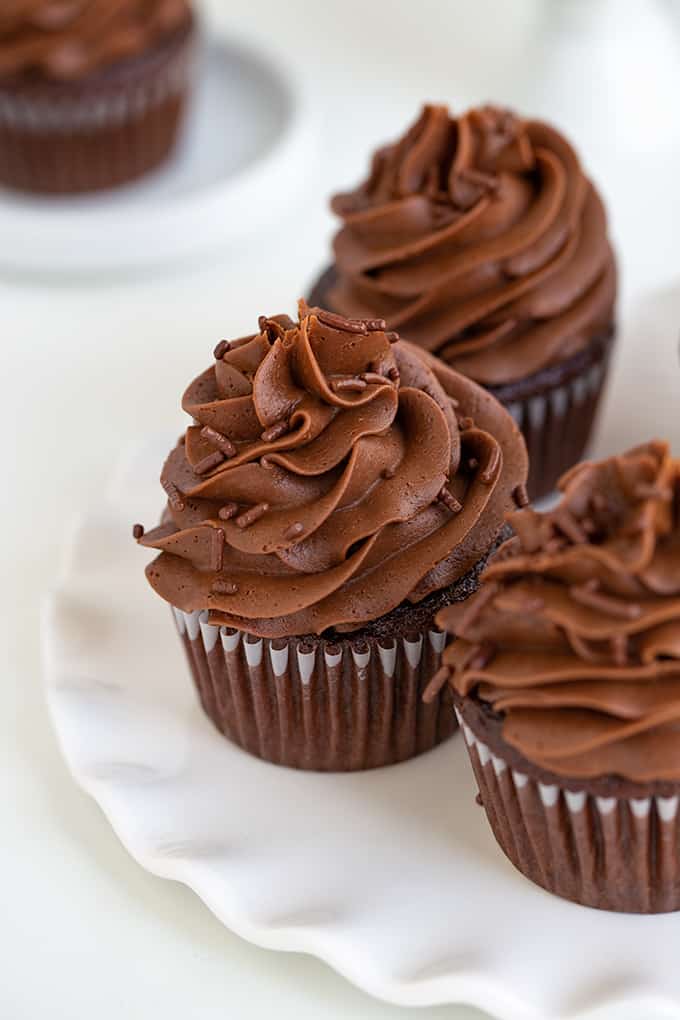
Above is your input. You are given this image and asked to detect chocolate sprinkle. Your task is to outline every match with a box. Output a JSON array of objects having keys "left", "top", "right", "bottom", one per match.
[
  {"left": 194, "top": 450, "right": 225, "bottom": 476},
  {"left": 132, "top": 523, "right": 144, "bottom": 540},
  {"left": 332, "top": 377, "right": 368, "bottom": 392},
  {"left": 218, "top": 502, "right": 239, "bottom": 520},
  {"left": 438, "top": 486, "right": 463, "bottom": 514},
  {"left": 284, "top": 521, "right": 304, "bottom": 540},
  {"left": 480, "top": 445, "right": 501, "bottom": 484},
  {"left": 570, "top": 580, "right": 642, "bottom": 620},
  {"left": 211, "top": 527, "right": 225, "bottom": 571},
  {"left": 261, "top": 420, "right": 290, "bottom": 443},
  {"left": 235, "top": 502, "right": 269, "bottom": 529},
  {"left": 213, "top": 339, "right": 230, "bottom": 360},
  {"left": 513, "top": 483, "right": 530, "bottom": 508},
  {"left": 386, "top": 331, "right": 400, "bottom": 343},
  {"left": 422, "top": 665, "right": 451, "bottom": 704},
  {"left": 213, "top": 579, "right": 238, "bottom": 595},
  {"left": 612, "top": 632, "right": 629, "bottom": 666},
  {"left": 569, "top": 632, "right": 602, "bottom": 663},
  {"left": 316, "top": 309, "right": 368, "bottom": 334},
  {"left": 201, "top": 426, "right": 236, "bottom": 458},
  {"left": 161, "top": 478, "right": 185, "bottom": 512},
  {"left": 387, "top": 366, "right": 401, "bottom": 382}
]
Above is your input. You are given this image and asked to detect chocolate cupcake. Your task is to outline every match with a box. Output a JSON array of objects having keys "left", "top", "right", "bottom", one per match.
[
  {"left": 309, "top": 104, "right": 617, "bottom": 502},
  {"left": 135, "top": 301, "right": 527, "bottom": 771},
  {"left": 0, "top": 1, "right": 195, "bottom": 194},
  {"left": 432, "top": 440, "right": 680, "bottom": 912}
]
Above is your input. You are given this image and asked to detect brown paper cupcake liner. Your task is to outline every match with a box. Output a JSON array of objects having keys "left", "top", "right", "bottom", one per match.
[
  {"left": 488, "top": 331, "right": 614, "bottom": 503},
  {"left": 0, "top": 23, "right": 195, "bottom": 193},
  {"left": 172, "top": 607, "right": 455, "bottom": 771},
  {"left": 456, "top": 707, "right": 680, "bottom": 913}
]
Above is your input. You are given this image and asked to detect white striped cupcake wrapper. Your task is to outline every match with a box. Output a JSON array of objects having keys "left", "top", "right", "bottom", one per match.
[
  {"left": 0, "top": 35, "right": 195, "bottom": 133},
  {"left": 173, "top": 609, "right": 455, "bottom": 771},
  {"left": 0, "top": 28, "right": 196, "bottom": 193},
  {"left": 503, "top": 340, "right": 612, "bottom": 502},
  {"left": 457, "top": 709, "right": 680, "bottom": 913}
]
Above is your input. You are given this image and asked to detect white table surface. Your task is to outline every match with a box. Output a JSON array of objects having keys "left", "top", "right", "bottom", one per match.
[{"left": 5, "top": 1, "right": 680, "bottom": 1017}]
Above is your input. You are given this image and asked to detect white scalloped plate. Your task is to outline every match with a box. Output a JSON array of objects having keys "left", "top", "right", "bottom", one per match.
[{"left": 42, "top": 437, "right": 680, "bottom": 1020}]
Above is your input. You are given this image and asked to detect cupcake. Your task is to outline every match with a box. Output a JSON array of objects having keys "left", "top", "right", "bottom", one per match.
[
  {"left": 309, "top": 104, "right": 617, "bottom": 502},
  {"left": 135, "top": 301, "right": 528, "bottom": 771},
  {"left": 0, "top": 0, "right": 195, "bottom": 194},
  {"left": 432, "top": 440, "right": 680, "bottom": 912}
]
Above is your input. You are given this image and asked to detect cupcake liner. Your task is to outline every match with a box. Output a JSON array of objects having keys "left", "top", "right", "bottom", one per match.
[
  {"left": 172, "top": 607, "right": 455, "bottom": 771},
  {"left": 457, "top": 708, "right": 680, "bottom": 913},
  {"left": 490, "top": 333, "right": 613, "bottom": 503},
  {"left": 0, "top": 24, "right": 195, "bottom": 193}
]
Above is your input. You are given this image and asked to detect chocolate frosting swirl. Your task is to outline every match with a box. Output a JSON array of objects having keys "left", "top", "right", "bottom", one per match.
[
  {"left": 326, "top": 104, "right": 617, "bottom": 386},
  {"left": 137, "top": 302, "right": 527, "bottom": 639},
  {"left": 0, "top": 0, "right": 192, "bottom": 81},
  {"left": 438, "top": 440, "right": 680, "bottom": 782}
]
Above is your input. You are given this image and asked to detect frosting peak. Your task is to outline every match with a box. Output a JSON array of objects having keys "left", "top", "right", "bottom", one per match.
[
  {"left": 327, "top": 103, "right": 616, "bottom": 386},
  {"left": 438, "top": 440, "right": 680, "bottom": 782},
  {"left": 137, "top": 302, "right": 527, "bottom": 638},
  {"left": 0, "top": 0, "right": 192, "bottom": 81}
]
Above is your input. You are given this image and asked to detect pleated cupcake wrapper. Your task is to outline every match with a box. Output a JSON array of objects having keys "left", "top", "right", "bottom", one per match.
[
  {"left": 501, "top": 344, "right": 611, "bottom": 502},
  {"left": 0, "top": 50, "right": 192, "bottom": 132},
  {"left": 0, "top": 31, "right": 194, "bottom": 192},
  {"left": 173, "top": 607, "right": 456, "bottom": 772},
  {"left": 457, "top": 709, "right": 680, "bottom": 913}
]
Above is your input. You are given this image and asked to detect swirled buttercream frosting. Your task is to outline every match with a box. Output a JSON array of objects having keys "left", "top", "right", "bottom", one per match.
[
  {"left": 438, "top": 440, "right": 680, "bottom": 782},
  {"left": 0, "top": 0, "right": 192, "bottom": 81},
  {"left": 137, "top": 302, "right": 528, "bottom": 638},
  {"left": 326, "top": 103, "right": 617, "bottom": 386}
]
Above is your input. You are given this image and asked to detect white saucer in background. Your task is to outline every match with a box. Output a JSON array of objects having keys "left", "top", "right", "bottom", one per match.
[{"left": 0, "top": 34, "right": 315, "bottom": 275}]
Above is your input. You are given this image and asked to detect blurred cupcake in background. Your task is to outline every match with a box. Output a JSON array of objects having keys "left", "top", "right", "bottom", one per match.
[
  {"left": 0, "top": 0, "right": 196, "bottom": 193},
  {"left": 310, "top": 103, "right": 617, "bottom": 502},
  {"left": 433, "top": 440, "right": 680, "bottom": 913},
  {"left": 135, "top": 300, "right": 527, "bottom": 772}
]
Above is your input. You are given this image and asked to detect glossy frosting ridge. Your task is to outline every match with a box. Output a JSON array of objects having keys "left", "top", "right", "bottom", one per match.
[
  {"left": 327, "top": 104, "right": 616, "bottom": 386},
  {"left": 138, "top": 302, "right": 527, "bottom": 638},
  {"left": 0, "top": 0, "right": 192, "bottom": 80},
  {"left": 438, "top": 440, "right": 680, "bottom": 781}
]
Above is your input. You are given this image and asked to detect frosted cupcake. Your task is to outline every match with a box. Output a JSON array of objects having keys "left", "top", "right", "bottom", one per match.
[
  {"left": 310, "top": 104, "right": 617, "bottom": 501},
  {"left": 434, "top": 440, "right": 680, "bottom": 912},
  {"left": 135, "top": 301, "right": 527, "bottom": 771},
  {"left": 0, "top": 0, "right": 195, "bottom": 193}
]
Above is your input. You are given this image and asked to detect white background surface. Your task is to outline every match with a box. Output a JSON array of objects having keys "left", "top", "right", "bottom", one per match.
[{"left": 6, "top": 1, "right": 680, "bottom": 1018}]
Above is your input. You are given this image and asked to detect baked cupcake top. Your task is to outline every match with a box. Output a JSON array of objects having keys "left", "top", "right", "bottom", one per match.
[
  {"left": 0, "top": 0, "right": 192, "bottom": 81},
  {"left": 137, "top": 302, "right": 527, "bottom": 638},
  {"left": 436, "top": 440, "right": 680, "bottom": 782},
  {"left": 327, "top": 104, "right": 616, "bottom": 387}
]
